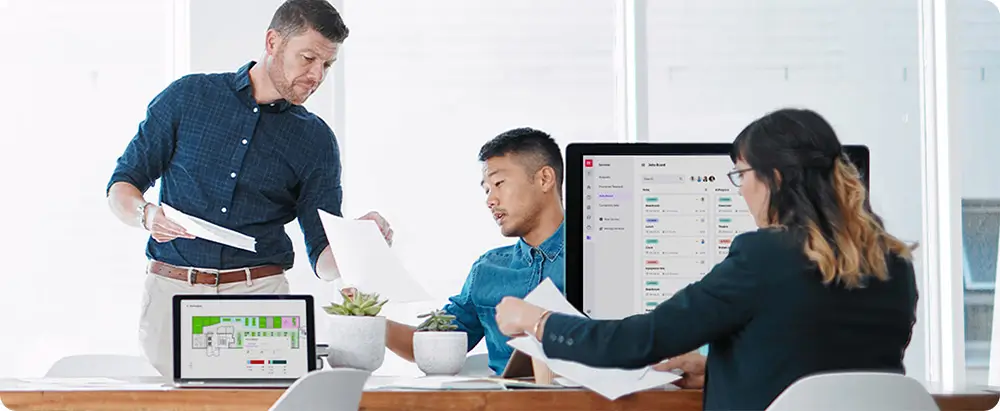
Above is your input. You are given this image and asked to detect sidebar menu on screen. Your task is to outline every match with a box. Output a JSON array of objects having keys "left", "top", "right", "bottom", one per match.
[{"left": 582, "top": 156, "right": 636, "bottom": 319}]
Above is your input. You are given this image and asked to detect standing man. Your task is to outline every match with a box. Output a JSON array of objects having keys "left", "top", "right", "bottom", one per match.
[
  {"left": 106, "top": 0, "right": 391, "bottom": 376},
  {"left": 383, "top": 127, "right": 566, "bottom": 375}
]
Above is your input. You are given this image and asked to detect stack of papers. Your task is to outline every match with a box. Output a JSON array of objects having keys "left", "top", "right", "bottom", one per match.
[
  {"left": 364, "top": 375, "right": 564, "bottom": 391},
  {"left": 2, "top": 377, "right": 170, "bottom": 391},
  {"left": 506, "top": 278, "right": 681, "bottom": 400},
  {"left": 161, "top": 203, "right": 256, "bottom": 252},
  {"left": 317, "top": 210, "right": 431, "bottom": 303}
]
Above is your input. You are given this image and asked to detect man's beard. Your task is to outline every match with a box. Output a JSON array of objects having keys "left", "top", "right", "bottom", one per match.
[{"left": 267, "top": 55, "right": 305, "bottom": 104}]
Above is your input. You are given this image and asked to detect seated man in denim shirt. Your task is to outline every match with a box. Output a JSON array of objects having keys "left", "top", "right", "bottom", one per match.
[{"left": 385, "top": 127, "right": 566, "bottom": 375}]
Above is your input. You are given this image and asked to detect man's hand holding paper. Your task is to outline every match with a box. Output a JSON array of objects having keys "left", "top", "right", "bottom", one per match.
[{"left": 318, "top": 210, "right": 430, "bottom": 303}]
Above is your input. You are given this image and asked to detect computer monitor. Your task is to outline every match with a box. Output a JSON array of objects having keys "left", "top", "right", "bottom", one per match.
[
  {"left": 564, "top": 143, "right": 870, "bottom": 319},
  {"left": 172, "top": 294, "right": 317, "bottom": 387}
]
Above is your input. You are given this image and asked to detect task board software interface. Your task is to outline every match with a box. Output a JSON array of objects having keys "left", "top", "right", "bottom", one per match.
[
  {"left": 582, "top": 155, "right": 757, "bottom": 319},
  {"left": 178, "top": 298, "right": 309, "bottom": 379}
]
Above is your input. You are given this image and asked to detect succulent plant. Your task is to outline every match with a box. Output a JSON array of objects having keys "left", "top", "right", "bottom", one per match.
[
  {"left": 415, "top": 309, "right": 459, "bottom": 332},
  {"left": 323, "top": 290, "right": 388, "bottom": 316}
]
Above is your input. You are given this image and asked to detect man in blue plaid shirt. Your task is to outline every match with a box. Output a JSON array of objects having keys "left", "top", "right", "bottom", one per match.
[{"left": 105, "top": 0, "right": 391, "bottom": 376}]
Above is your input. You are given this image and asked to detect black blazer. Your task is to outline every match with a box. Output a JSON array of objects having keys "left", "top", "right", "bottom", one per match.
[{"left": 542, "top": 229, "right": 917, "bottom": 411}]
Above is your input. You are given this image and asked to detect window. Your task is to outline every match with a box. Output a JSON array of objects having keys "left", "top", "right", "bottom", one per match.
[
  {"left": 0, "top": 0, "right": 175, "bottom": 377},
  {"left": 952, "top": 0, "right": 1000, "bottom": 386},
  {"left": 640, "top": 0, "right": 926, "bottom": 376},
  {"left": 962, "top": 200, "right": 1000, "bottom": 375},
  {"left": 338, "top": 0, "right": 619, "bottom": 375}
]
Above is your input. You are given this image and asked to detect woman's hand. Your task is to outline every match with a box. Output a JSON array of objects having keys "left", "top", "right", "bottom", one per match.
[
  {"left": 495, "top": 296, "right": 548, "bottom": 338},
  {"left": 653, "top": 351, "right": 706, "bottom": 389}
]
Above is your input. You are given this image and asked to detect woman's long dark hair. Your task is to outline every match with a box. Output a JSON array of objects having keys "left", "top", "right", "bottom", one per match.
[{"left": 731, "top": 108, "right": 913, "bottom": 288}]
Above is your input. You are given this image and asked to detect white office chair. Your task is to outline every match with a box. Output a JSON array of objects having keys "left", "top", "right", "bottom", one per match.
[
  {"left": 45, "top": 354, "right": 160, "bottom": 378},
  {"left": 458, "top": 353, "right": 492, "bottom": 377},
  {"left": 269, "top": 368, "right": 371, "bottom": 411},
  {"left": 766, "top": 371, "right": 940, "bottom": 411}
]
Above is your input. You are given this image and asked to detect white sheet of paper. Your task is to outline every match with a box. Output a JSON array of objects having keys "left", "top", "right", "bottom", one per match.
[
  {"left": 160, "top": 203, "right": 256, "bottom": 252},
  {"left": 506, "top": 278, "right": 681, "bottom": 400},
  {"left": 318, "top": 210, "right": 431, "bottom": 303},
  {"left": 2, "top": 377, "right": 170, "bottom": 391},
  {"left": 365, "top": 375, "right": 505, "bottom": 391}
]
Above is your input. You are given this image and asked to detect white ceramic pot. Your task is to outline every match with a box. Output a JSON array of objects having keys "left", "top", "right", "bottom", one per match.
[
  {"left": 413, "top": 331, "right": 468, "bottom": 376},
  {"left": 325, "top": 315, "right": 386, "bottom": 372}
]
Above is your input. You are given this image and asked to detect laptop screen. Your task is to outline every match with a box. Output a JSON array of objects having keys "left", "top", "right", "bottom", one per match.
[{"left": 176, "top": 297, "right": 311, "bottom": 380}]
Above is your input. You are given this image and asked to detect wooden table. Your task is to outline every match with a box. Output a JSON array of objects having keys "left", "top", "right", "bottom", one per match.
[{"left": 1, "top": 384, "right": 997, "bottom": 411}]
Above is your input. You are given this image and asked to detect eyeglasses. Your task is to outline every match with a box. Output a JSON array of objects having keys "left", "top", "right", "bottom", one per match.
[{"left": 727, "top": 168, "right": 751, "bottom": 187}]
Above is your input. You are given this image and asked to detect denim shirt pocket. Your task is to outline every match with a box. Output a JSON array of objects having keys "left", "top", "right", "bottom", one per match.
[{"left": 470, "top": 251, "right": 536, "bottom": 319}]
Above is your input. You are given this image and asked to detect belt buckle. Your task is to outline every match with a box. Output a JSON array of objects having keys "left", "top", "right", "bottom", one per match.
[{"left": 190, "top": 268, "right": 221, "bottom": 287}]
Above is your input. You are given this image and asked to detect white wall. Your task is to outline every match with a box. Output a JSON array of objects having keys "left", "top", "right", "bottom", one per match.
[
  {"left": 187, "top": 0, "right": 619, "bottom": 377},
  {"left": 641, "top": 0, "right": 927, "bottom": 378},
  {"left": 0, "top": 0, "right": 175, "bottom": 377}
]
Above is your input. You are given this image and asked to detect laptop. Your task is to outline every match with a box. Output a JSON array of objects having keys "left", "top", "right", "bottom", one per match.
[{"left": 172, "top": 294, "right": 317, "bottom": 388}]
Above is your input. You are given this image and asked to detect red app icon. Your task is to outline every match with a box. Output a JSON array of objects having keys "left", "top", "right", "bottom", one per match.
[{"left": 584, "top": 159, "right": 593, "bottom": 167}]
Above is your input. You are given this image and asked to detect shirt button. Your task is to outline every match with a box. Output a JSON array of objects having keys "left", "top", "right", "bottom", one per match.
[
  {"left": 241, "top": 139, "right": 248, "bottom": 145},
  {"left": 566, "top": 338, "right": 574, "bottom": 346},
  {"left": 252, "top": 107, "right": 258, "bottom": 113},
  {"left": 221, "top": 207, "right": 228, "bottom": 213},
  {"left": 230, "top": 172, "right": 237, "bottom": 178},
  {"left": 549, "top": 334, "right": 557, "bottom": 342},
  {"left": 558, "top": 336, "right": 564, "bottom": 343}
]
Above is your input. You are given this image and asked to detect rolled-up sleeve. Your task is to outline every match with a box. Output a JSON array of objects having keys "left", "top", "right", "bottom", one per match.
[
  {"left": 541, "top": 232, "right": 766, "bottom": 369},
  {"left": 295, "top": 129, "right": 344, "bottom": 273},
  {"left": 106, "top": 77, "right": 186, "bottom": 195},
  {"left": 442, "top": 260, "right": 486, "bottom": 351}
]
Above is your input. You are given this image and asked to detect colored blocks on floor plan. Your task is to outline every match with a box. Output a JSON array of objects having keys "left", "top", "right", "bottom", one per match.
[{"left": 191, "top": 316, "right": 302, "bottom": 356}]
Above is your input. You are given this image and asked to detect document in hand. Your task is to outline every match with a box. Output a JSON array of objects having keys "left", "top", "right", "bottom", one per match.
[
  {"left": 317, "top": 210, "right": 431, "bottom": 303},
  {"left": 506, "top": 278, "right": 681, "bottom": 400},
  {"left": 160, "top": 203, "right": 256, "bottom": 252}
]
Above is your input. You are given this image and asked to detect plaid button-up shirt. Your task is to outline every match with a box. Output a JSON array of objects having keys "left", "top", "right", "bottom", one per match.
[{"left": 107, "top": 61, "right": 343, "bottom": 273}]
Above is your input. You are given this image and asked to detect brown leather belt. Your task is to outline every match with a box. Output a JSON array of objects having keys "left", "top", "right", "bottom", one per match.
[{"left": 148, "top": 260, "right": 284, "bottom": 286}]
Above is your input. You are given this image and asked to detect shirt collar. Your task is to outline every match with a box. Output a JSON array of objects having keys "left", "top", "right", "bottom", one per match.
[
  {"left": 231, "top": 61, "right": 293, "bottom": 113},
  {"left": 517, "top": 220, "right": 566, "bottom": 264}
]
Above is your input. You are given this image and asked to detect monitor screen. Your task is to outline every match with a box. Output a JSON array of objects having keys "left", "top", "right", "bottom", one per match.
[
  {"left": 176, "top": 297, "right": 312, "bottom": 380},
  {"left": 565, "top": 143, "right": 869, "bottom": 320}
]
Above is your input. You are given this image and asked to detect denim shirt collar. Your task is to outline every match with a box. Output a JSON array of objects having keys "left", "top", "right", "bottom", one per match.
[
  {"left": 515, "top": 220, "right": 565, "bottom": 264},
  {"left": 231, "top": 61, "right": 293, "bottom": 113}
]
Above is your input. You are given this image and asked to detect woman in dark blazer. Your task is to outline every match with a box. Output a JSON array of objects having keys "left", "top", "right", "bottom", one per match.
[{"left": 495, "top": 108, "right": 918, "bottom": 411}]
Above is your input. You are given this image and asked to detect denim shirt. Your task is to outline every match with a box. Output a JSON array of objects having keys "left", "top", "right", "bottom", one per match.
[{"left": 442, "top": 221, "right": 565, "bottom": 375}]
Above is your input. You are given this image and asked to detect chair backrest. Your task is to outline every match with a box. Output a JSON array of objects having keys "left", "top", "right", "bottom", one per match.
[
  {"left": 459, "top": 353, "right": 492, "bottom": 377},
  {"left": 45, "top": 355, "right": 160, "bottom": 378},
  {"left": 269, "top": 368, "right": 371, "bottom": 411},
  {"left": 766, "top": 372, "right": 940, "bottom": 411}
]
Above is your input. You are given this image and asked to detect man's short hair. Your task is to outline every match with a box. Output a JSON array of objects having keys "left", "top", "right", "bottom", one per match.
[
  {"left": 269, "top": 0, "right": 349, "bottom": 44},
  {"left": 478, "top": 127, "right": 564, "bottom": 190}
]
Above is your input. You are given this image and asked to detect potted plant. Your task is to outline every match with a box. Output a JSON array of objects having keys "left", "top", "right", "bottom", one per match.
[
  {"left": 413, "top": 309, "right": 468, "bottom": 376},
  {"left": 322, "top": 290, "right": 388, "bottom": 372}
]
